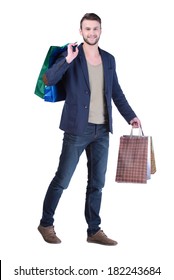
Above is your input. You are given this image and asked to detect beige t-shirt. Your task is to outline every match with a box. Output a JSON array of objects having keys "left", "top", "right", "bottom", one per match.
[{"left": 87, "top": 62, "right": 106, "bottom": 124}]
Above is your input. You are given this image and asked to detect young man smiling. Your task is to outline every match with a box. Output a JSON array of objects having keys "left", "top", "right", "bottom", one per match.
[{"left": 38, "top": 13, "right": 141, "bottom": 245}]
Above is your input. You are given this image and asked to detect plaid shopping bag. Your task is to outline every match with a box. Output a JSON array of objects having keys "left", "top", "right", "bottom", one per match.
[
  {"left": 150, "top": 137, "right": 156, "bottom": 174},
  {"left": 115, "top": 128, "right": 156, "bottom": 183}
]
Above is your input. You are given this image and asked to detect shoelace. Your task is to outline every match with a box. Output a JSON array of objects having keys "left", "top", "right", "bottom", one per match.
[
  {"left": 100, "top": 230, "right": 107, "bottom": 237},
  {"left": 46, "top": 227, "right": 56, "bottom": 236}
]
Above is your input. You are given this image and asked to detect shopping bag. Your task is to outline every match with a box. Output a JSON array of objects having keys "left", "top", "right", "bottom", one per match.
[
  {"left": 115, "top": 128, "right": 156, "bottom": 183},
  {"left": 34, "top": 44, "right": 68, "bottom": 102},
  {"left": 150, "top": 137, "right": 156, "bottom": 174}
]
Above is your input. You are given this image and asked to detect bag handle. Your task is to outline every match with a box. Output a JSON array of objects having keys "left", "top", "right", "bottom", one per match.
[{"left": 130, "top": 126, "right": 144, "bottom": 137}]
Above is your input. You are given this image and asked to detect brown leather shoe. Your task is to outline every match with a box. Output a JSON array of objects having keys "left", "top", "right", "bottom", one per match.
[
  {"left": 87, "top": 230, "right": 118, "bottom": 246},
  {"left": 38, "top": 225, "right": 61, "bottom": 244}
]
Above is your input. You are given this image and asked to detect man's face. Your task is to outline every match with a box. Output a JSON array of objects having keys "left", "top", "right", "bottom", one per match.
[{"left": 80, "top": 19, "right": 101, "bottom": 46}]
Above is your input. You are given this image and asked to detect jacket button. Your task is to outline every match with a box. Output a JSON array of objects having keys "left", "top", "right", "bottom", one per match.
[{"left": 84, "top": 105, "right": 88, "bottom": 109}]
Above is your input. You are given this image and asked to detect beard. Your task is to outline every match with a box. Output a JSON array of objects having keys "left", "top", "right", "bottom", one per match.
[{"left": 83, "top": 36, "right": 100, "bottom": 46}]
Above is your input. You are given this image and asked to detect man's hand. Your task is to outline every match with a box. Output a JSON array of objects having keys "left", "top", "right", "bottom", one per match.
[
  {"left": 65, "top": 43, "right": 79, "bottom": 64},
  {"left": 130, "top": 117, "right": 141, "bottom": 128}
]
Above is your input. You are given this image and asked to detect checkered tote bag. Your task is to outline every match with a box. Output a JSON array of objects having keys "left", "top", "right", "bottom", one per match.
[{"left": 115, "top": 128, "right": 156, "bottom": 183}]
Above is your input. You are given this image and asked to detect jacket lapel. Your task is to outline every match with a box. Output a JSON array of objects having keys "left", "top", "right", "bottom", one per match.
[
  {"left": 99, "top": 48, "right": 109, "bottom": 95},
  {"left": 78, "top": 44, "right": 90, "bottom": 90}
]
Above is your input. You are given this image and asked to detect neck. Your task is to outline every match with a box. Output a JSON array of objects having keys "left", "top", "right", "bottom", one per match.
[
  {"left": 82, "top": 42, "right": 99, "bottom": 57},
  {"left": 82, "top": 42, "right": 101, "bottom": 66}
]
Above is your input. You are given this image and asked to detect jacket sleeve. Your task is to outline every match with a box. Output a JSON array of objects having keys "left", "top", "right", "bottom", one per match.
[
  {"left": 43, "top": 54, "right": 70, "bottom": 86},
  {"left": 112, "top": 59, "right": 137, "bottom": 124}
]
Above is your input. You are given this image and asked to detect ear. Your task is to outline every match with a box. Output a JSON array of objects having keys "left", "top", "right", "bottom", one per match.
[{"left": 79, "top": 28, "right": 82, "bottom": 36}]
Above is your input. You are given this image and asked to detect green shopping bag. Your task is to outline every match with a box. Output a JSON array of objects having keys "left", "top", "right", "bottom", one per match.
[{"left": 34, "top": 44, "right": 68, "bottom": 102}]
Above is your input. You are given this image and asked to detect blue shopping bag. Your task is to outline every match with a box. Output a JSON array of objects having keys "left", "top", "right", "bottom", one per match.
[{"left": 34, "top": 45, "right": 68, "bottom": 102}]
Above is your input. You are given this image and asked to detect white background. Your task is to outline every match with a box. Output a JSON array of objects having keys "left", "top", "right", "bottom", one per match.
[{"left": 0, "top": 0, "right": 173, "bottom": 279}]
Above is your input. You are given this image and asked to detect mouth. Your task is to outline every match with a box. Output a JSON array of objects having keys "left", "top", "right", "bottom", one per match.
[{"left": 88, "top": 36, "right": 97, "bottom": 39}]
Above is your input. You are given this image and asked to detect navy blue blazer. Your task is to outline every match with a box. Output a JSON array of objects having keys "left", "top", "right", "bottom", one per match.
[{"left": 44, "top": 43, "right": 137, "bottom": 135}]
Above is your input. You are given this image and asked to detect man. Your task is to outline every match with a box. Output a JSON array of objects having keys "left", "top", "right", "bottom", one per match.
[{"left": 38, "top": 13, "right": 141, "bottom": 245}]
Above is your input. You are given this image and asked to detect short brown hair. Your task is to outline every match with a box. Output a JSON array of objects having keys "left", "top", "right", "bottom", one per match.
[{"left": 80, "top": 13, "right": 101, "bottom": 29}]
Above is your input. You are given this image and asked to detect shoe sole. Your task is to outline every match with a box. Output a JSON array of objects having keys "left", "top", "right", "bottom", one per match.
[{"left": 87, "top": 239, "right": 118, "bottom": 246}]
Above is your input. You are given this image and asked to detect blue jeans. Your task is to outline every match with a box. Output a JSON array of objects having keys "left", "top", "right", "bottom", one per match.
[{"left": 40, "top": 123, "right": 109, "bottom": 236}]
